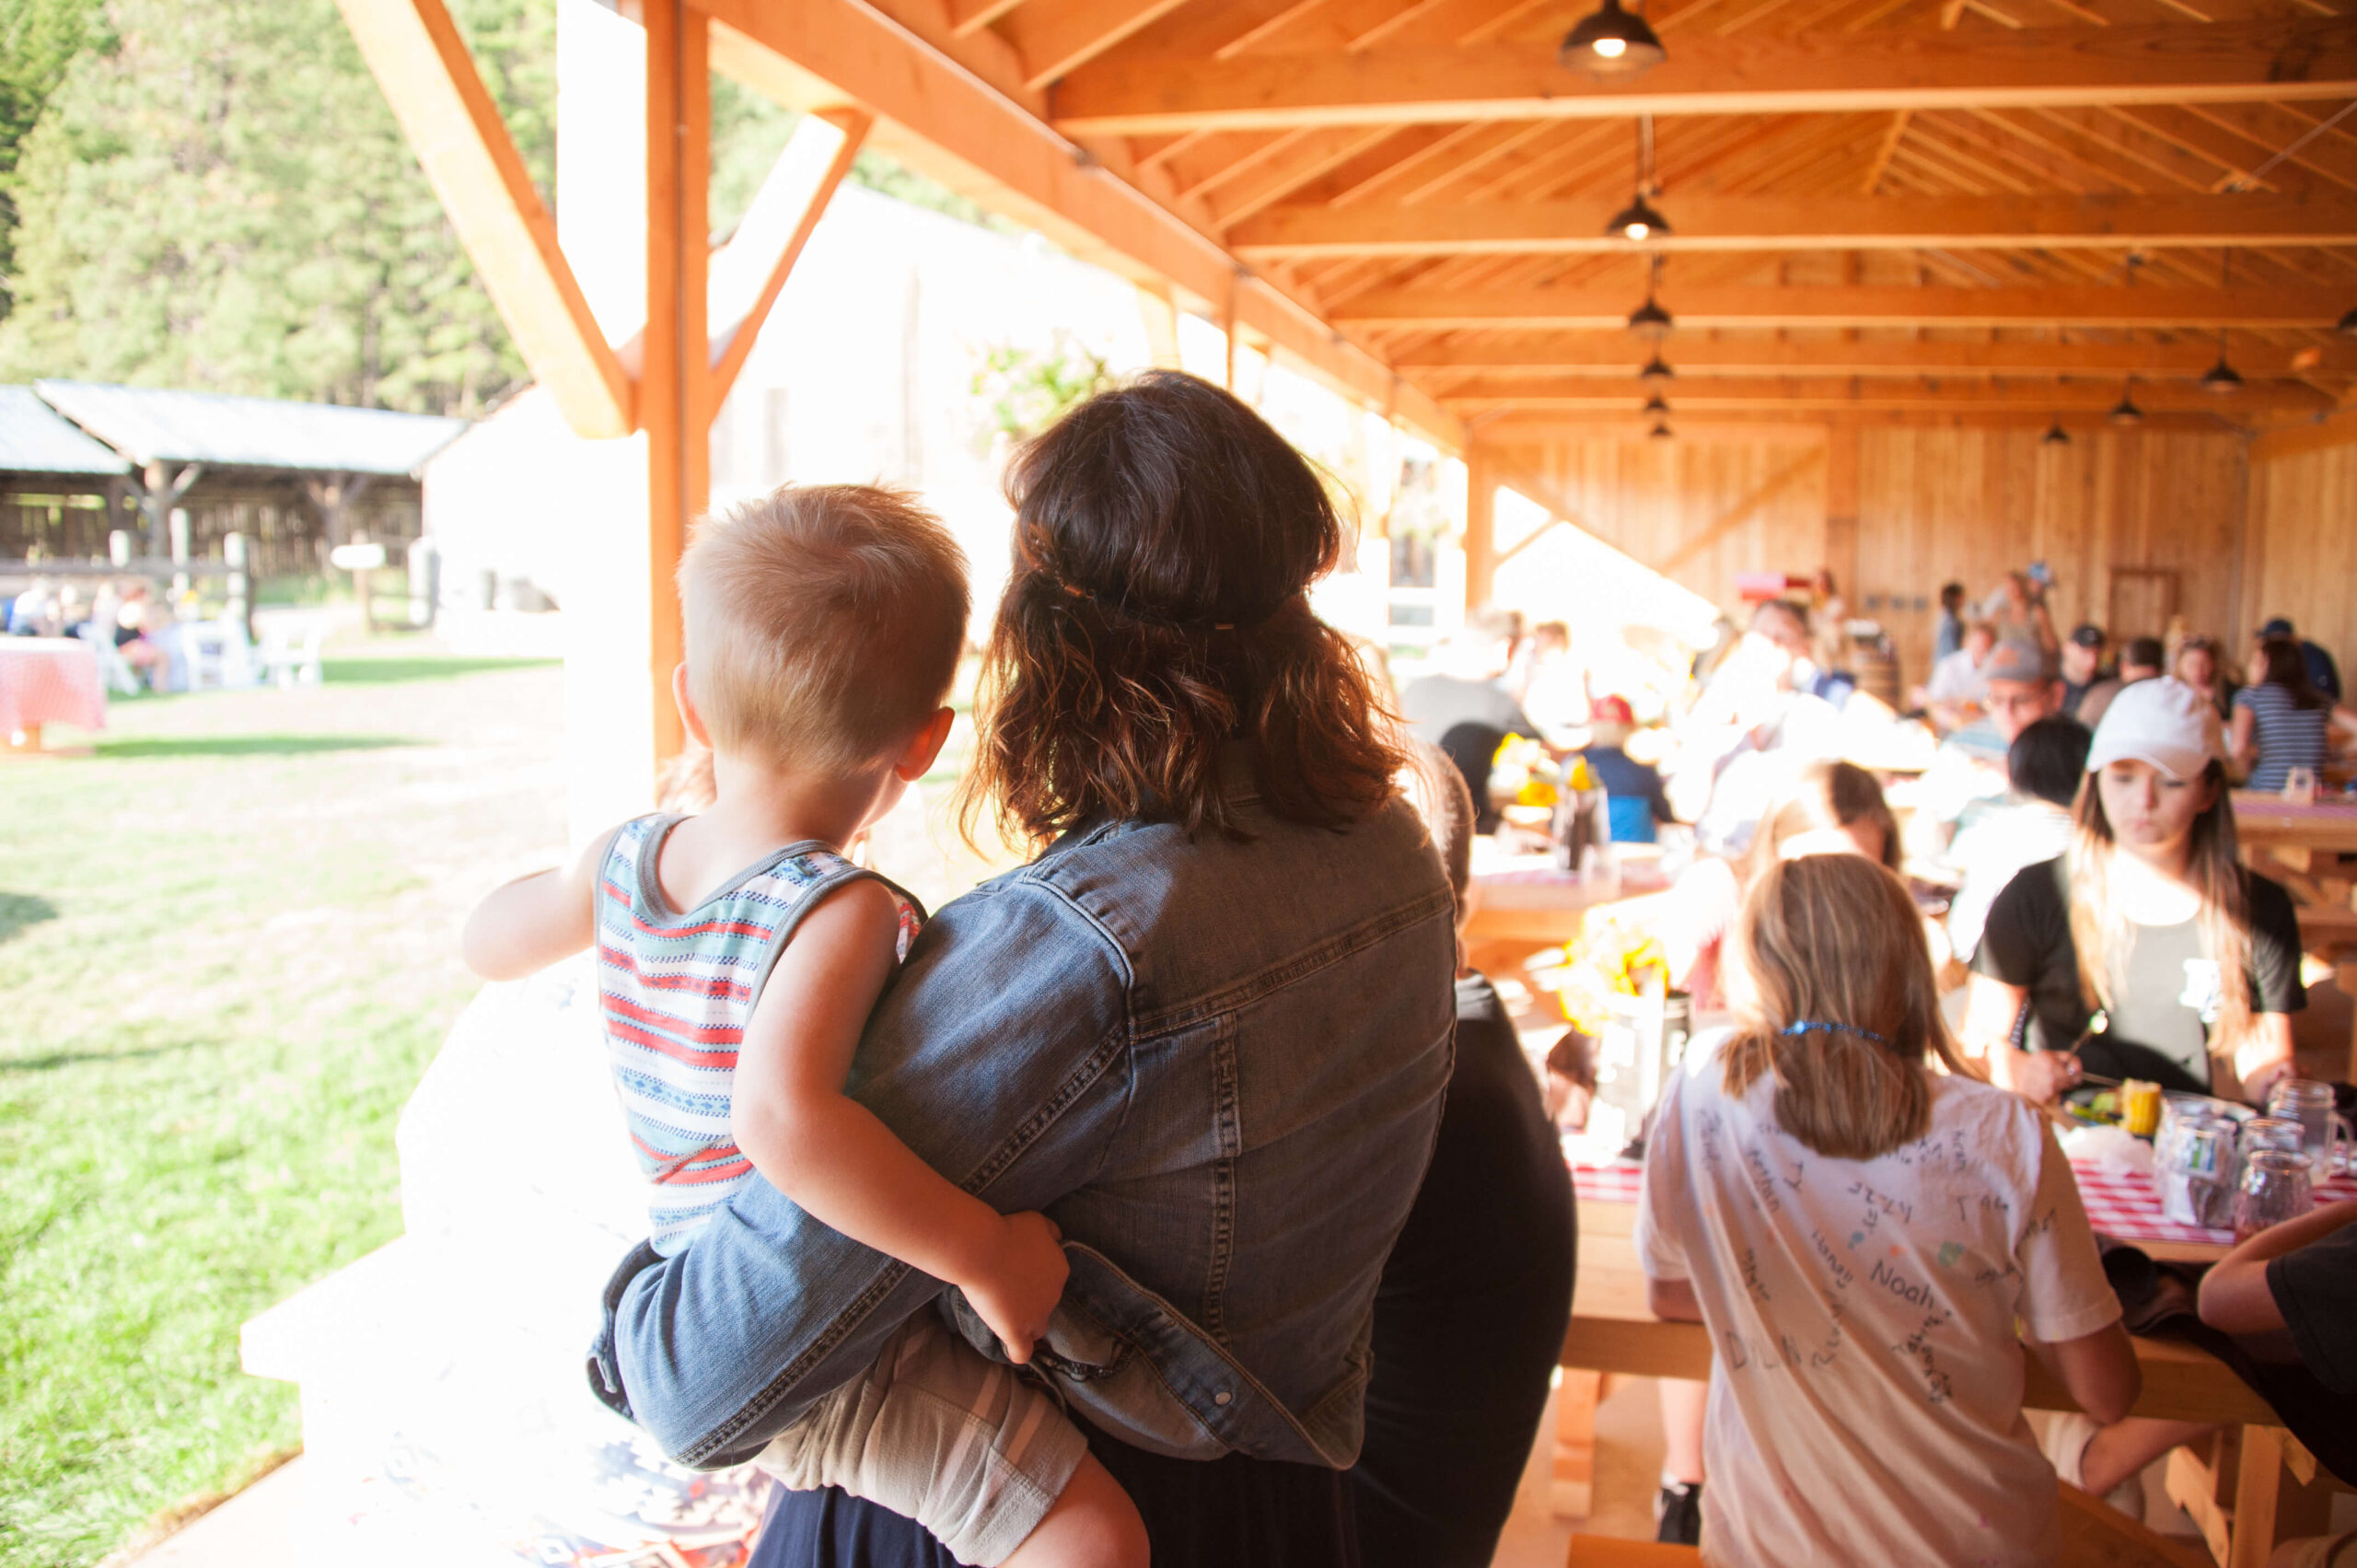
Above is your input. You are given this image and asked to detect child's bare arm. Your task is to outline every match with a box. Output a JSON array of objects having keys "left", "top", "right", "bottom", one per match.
[
  {"left": 732, "top": 879, "right": 1068, "bottom": 1363},
  {"left": 461, "top": 830, "right": 615, "bottom": 981}
]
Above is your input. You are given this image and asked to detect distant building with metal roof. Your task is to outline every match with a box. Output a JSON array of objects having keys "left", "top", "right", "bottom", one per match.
[
  {"left": 33, "top": 380, "right": 467, "bottom": 476},
  {"left": 0, "top": 386, "right": 134, "bottom": 477},
  {"left": 3, "top": 383, "right": 472, "bottom": 581}
]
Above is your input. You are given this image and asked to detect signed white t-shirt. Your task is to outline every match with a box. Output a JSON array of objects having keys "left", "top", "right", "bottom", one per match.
[{"left": 1635, "top": 1032, "right": 2120, "bottom": 1568}]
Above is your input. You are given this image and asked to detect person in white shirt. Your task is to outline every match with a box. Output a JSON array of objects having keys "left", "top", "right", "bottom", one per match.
[
  {"left": 1925, "top": 621, "right": 1997, "bottom": 733},
  {"left": 1637, "top": 853, "right": 2139, "bottom": 1566}
]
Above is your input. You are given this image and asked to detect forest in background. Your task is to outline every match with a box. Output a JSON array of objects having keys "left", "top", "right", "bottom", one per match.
[{"left": 0, "top": 0, "right": 998, "bottom": 418}]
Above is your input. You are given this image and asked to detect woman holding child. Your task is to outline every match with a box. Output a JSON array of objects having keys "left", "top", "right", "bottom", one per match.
[{"left": 580, "top": 372, "right": 1463, "bottom": 1567}]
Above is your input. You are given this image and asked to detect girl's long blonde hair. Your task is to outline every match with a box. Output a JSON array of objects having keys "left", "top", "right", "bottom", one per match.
[
  {"left": 2064, "top": 758, "right": 2250, "bottom": 1055},
  {"left": 1722, "top": 854, "right": 1969, "bottom": 1160}
]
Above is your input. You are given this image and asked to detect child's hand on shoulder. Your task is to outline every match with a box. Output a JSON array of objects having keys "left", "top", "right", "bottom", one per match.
[{"left": 962, "top": 1211, "right": 1068, "bottom": 1365}]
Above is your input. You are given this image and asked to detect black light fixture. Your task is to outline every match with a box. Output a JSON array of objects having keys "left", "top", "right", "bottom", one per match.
[
  {"left": 2202, "top": 251, "right": 2244, "bottom": 393},
  {"left": 1628, "top": 255, "right": 1673, "bottom": 340},
  {"left": 1643, "top": 391, "right": 1670, "bottom": 416},
  {"left": 1608, "top": 117, "right": 1670, "bottom": 240},
  {"left": 2042, "top": 420, "right": 2071, "bottom": 447},
  {"left": 1638, "top": 354, "right": 1675, "bottom": 387},
  {"left": 2109, "top": 380, "right": 2144, "bottom": 426},
  {"left": 1608, "top": 192, "right": 1671, "bottom": 242},
  {"left": 2339, "top": 306, "right": 2357, "bottom": 336},
  {"left": 1649, "top": 419, "right": 1674, "bottom": 440},
  {"left": 1561, "top": 0, "right": 1666, "bottom": 76}
]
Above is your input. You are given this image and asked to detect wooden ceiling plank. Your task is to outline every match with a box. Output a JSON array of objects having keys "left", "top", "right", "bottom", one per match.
[
  {"left": 1205, "top": 125, "right": 1404, "bottom": 225},
  {"left": 1004, "top": 0, "right": 1201, "bottom": 88},
  {"left": 1330, "top": 282, "right": 2357, "bottom": 325},
  {"left": 1436, "top": 373, "right": 2333, "bottom": 405},
  {"left": 1389, "top": 330, "right": 2357, "bottom": 373},
  {"left": 1230, "top": 192, "right": 2357, "bottom": 256},
  {"left": 1050, "top": 19, "right": 2357, "bottom": 134},
  {"left": 1863, "top": 111, "right": 1914, "bottom": 192}
]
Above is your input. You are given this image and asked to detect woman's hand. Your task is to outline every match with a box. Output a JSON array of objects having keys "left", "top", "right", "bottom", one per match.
[
  {"left": 961, "top": 1211, "right": 1069, "bottom": 1365},
  {"left": 1990, "top": 1044, "right": 2078, "bottom": 1104}
]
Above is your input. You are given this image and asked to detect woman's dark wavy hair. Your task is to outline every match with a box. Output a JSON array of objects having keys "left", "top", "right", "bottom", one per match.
[{"left": 958, "top": 370, "right": 1403, "bottom": 845}]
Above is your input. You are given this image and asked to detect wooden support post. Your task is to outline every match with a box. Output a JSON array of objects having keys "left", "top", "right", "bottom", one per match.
[
  {"left": 2229, "top": 1426, "right": 2337, "bottom": 1568},
  {"left": 1465, "top": 447, "right": 1498, "bottom": 611},
  {"left": 1551, "top": 1368, "right": 1603, "bottom": 1519},
  {"left": 644, "top": 0, "right": 708, "bottom": 770}
]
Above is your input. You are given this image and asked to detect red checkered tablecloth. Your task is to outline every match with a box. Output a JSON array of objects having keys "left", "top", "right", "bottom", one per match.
[
  {"left": 1573, "top": 1156, "right": 2357, "bottom": 1248},
  {"left": 0, "top": 638, "right": 105, "bottom": 737}
]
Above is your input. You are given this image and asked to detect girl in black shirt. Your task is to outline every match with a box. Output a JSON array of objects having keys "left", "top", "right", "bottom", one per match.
[{"left": 1967, "top": 678, "right": 2303, "bottom": 1104}]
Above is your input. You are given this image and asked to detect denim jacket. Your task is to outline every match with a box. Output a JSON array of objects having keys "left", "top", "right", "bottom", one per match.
[{"left": 597, "top": 768, "right": 1458, "bottom": 1472}]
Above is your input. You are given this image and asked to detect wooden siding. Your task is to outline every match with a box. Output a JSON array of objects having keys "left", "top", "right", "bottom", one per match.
[
  {"left": 2247, "top": 439, "right": 2357, "bottom": 677},
  {"left": 1487, "top": 424, "right": 2250, "bottom": 691}
]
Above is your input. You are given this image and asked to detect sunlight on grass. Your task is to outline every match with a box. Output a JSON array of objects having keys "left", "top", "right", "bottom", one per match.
[{"left": 0, "top": 662, "right": 566, "bottom": 1568}]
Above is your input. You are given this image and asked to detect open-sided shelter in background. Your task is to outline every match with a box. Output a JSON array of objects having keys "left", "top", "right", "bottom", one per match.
[{"left": 338, "top": 0, "right": 2357, "bottom": 790}]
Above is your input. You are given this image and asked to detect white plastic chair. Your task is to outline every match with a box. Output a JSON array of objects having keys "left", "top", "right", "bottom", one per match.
[
  {"left": 188, "top": 618, "right": 262, "bottom": 689},
  {"left": 78, "top": 621, "right": 142, "bottom": 696},
  {"left": 261, "top": 618, "right": 327, "bottom": 689}
]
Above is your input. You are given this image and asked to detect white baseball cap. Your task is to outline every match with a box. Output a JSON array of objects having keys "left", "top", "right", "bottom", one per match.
[{"left": 2085, "top": 677, "right": 2213, "bottom": 781}]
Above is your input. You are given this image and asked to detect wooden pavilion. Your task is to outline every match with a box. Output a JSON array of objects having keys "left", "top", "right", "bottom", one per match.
[{"left": 341, "top": 0, "right": 2357, "bottom": 763}]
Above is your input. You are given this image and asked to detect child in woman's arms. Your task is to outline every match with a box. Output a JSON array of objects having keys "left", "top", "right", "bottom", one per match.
[{"left": 461, "top": 484, "right": 1145, "bottom": 1568}]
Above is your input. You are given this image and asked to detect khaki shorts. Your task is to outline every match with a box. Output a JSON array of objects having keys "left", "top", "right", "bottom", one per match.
[{"left": 755, "top": 1311, "right": 1088, "bottom": 1566}]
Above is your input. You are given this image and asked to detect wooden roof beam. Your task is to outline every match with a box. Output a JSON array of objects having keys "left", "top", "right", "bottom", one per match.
[
  {"left": 334, "top": 0, "right": 633, "bottom": 437},
  {"left": 1436, "top": 374, "right": 2332, "bottom": 409},
  {"left": 694, "top": 0, "right": 1467, "bottom": 449},
  {"left": 1331, "top": 283, "right": 2357, "bottom": 327},
  {"left": 1389, "top": 332, "right": 2357, "bottom": 375},
  {"left": 1229, "top": 192, "right": 2357, "bottom": 255},
  {"left": 1051, "top": 18, "right": 2357, "bottom": 135}
]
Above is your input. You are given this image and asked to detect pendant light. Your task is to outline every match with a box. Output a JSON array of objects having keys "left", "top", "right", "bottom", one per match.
[
  {"left": 1608, "top": 118, "right": 1671, "bottom": 240},
  {"left": 2339, "top": 306, "right": 2357, "bottom": 336},
  {"left": 1628, "top": 255, "right": 1674, "bottom": 341},
  {"left": 2109, "top": 380, "right": 2144, "bottom": 426},
  {"left": 2201, "top": 251, "right": 2244, "bottom": 393},
  {"left": 1643, "top": 391, "right": 1670, "bottom": 417},
  {"left": 1638, "top": 354, "right": 1676, "bottom": 387},
  {"left": 2042, "top": 420, "right": 2071, "bottom": 447},
  {"left": 1649, "top": 419, "right": 1675, "bottom": 440},
  {"left": 1562, "top": 0, "right": 1666, "bottom": 76}
]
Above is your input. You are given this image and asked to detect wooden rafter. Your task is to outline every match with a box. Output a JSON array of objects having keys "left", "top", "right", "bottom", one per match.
[
  {"left": 1387, "top": 331, "right": 2357, "bottom": 375},
  {"left": 1227, "top": 192, "right": 2357, "bottom": 252},
  {"left": 1330, "top": 283, "right": 2357, "bottom": 327},
  {"left": 1051, "top": 20, "right": 2357, "bottom": 135},
  {"left": 1002, "top": 0, "right": 1199, "bottom": 89},
  {"left": 1434, "top": 374, "right": 2335, "bottom": 408},
  {"left": 334, "top": 0, "right": 633, "bottom": 437}
]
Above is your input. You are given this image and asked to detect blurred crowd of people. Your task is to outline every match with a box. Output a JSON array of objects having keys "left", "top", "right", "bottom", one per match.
[{"left": 7, "top": 574, "right": 178, "bottom": 687}]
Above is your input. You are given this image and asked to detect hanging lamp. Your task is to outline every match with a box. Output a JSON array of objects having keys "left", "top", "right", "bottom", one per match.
[
  {"left": 2109, "top": 381, "right": 2144, "bottom": 426},
  {"left": 1562, "top": 0, "right": 1666, "bottom": 76},
  {"left": 1638, "top": 354, "right": 1675, "bottom": 387},
  {"left": 2339, "top": 307, "right": 2357, "bottom": 336},
  {"left": 1649, "top": 419, "right": 1675, "bottom": 439},
  {"left": 2202, "top": 251, "right": 2244, "bottom": 392},
  {"left": 1608, "top": 118, "right": 1670, "bottom": 240},
  {"left": 2042, "top": 420, "right": 2071, "bottom": 446},
  {"left": 1643, "top": 391, "right": 1671, "bottom": 416},
  {"left": 1628, "top": 255, "right": 1674, "bottom": 340}
]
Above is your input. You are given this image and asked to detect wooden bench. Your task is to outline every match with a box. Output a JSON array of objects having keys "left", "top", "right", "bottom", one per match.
[{"left": 1563, "top": 1487, "right": 2215, "bottom": 1568}]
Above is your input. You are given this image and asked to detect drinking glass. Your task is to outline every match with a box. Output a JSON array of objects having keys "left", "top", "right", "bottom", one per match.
[
  {"left": 2265, "top": 1079, "right": 2354, "bottom": 1180},
  {"left": 2283, "top": 765, "right": 2319, "bottom": 805},
  {"left": 2235, "top": 1148, "right": 2315, "bottom": 1240}
]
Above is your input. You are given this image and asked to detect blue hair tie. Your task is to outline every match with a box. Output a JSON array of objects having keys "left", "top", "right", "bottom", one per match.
[{"left": 1779, "top": 1020, "right": 1889, "bottom": 1045}]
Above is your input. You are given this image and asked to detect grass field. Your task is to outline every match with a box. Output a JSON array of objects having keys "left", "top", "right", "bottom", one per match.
[{"left": 0, "top": 651, "right": 568, "bottom": 1568}]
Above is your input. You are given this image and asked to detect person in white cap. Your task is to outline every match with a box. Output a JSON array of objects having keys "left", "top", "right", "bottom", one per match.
[{"left": 1962, "top": 677, "right": 2303, "bottom": 1107}]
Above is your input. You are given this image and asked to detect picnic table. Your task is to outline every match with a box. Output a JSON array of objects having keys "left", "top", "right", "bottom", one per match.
[
  {"left": 0, "top": 636, "right": 104, "bottom": 754},
  {"left": 1464, "top": 846, "right": 1674, "bottom": 978},
  {"left": 1550, "top": 1154, "right": 2354, "bottom": 1560},
  {"left": 2232, "top": 793, "right": 2357, "bottom": 859}
]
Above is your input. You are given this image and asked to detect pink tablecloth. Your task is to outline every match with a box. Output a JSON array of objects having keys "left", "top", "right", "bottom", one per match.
[
  {"left": 0, "top": 638, "right": 105, "bottom": 736},
  {"left": 1573, "top": 1157, "right": 2357, "bottom": 1249}
]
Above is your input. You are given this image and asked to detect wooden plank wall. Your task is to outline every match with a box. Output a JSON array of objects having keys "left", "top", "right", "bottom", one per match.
[
  {"left": 1489, "top": 425, "right": 2250, "bottom": 692},
  {"left": 2246, "top": 438, "right": 2357, "bottom": 677}
]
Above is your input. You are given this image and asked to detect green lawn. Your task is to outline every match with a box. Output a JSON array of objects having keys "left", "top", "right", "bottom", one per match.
[{"left": 0, "top": 652, "right": 567, "bottom": 1568}]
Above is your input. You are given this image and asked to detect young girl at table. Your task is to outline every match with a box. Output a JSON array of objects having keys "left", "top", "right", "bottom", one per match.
[
  {"left": 1636, "top": 852, "right": 2140, "bottom": 1566},
  {"left": 1966, "top": 677, "right": 2304, "bottom": 1108}
]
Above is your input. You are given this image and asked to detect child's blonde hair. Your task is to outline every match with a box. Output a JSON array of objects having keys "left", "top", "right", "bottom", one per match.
[
  {"left": 677, "top": 484, "right": 969, "bottom": 772},
  {"left": 1722, "top": 854, "right": 1970, "bottom": 1160}
]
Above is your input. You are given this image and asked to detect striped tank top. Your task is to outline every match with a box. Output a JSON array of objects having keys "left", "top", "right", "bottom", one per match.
[
  {"left": 2234, "top": 683, "right": 2332, "bottom": 792},
  {"left": 595, "top": 814, "right": 921, "bottom": 1255}
]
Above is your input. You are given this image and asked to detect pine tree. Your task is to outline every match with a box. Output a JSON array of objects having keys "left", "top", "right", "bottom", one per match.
[
  {"left": 0, "top": 0, "right": 552, "bottom": 415},
  {"left": 0, "top": 0, "right": 101, "bottom": 313}
]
